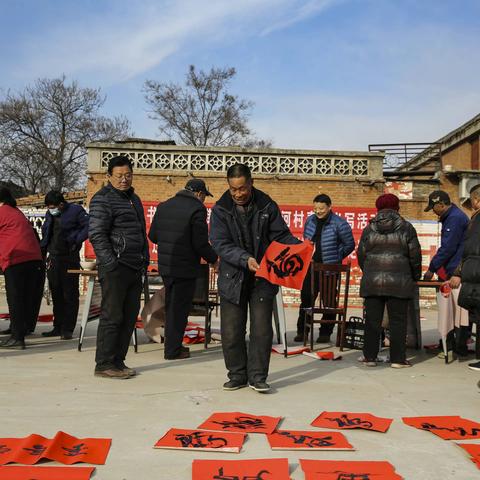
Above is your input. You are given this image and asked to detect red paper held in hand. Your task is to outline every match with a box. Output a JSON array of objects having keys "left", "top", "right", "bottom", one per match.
[
  {"left": 267, "top": 430, "right": 354, "bottom": 450},
  {"left": 197, "top": 412, "right": 282, "bottom": 434},
  {"left": 402, "top": 415, "right": 480, "bottom": 440},
  {"left": 0, "top": 466, "right": 95, "bottom": 479},
  {"left": 300, "top": 459, "right": 403, "bottom": 479},
  {"left": 256, "top": 240, "right": 313, "bottom": 290},
  {"left": 154, "top": 428, "right": 246, "bottom": 453},
  {"left": 311, "top": 411, "right": 393, "bottom": 433},
  {"left": 0, "top": 431, "right": 111, "bottom": 465},
  {"left": 192, "top": 458, "right": 290, "bottom": 480}
]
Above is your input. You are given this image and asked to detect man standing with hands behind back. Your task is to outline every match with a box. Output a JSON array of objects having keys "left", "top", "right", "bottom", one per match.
[{"left": 210, "top": 163, "right": 299, "bottom": 393}]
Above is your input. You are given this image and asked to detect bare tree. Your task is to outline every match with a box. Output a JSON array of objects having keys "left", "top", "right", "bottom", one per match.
[
  {"left": 0, "top": 76, "right": 132, "bottom": 194},
  {"left": 144, "top": 65, "right": 270, "bottom": 147}
]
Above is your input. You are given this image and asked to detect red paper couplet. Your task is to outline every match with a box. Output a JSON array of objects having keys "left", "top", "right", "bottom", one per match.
[
  {"left": 267, "top": 430, "right": 354, "bottom": 450},
  {"left": 197, "top": 412, "right": 282, "bottom": 434},
  {"left": 154, "top": 428, "right": 246, "bottom": 453},
  {"left": 0, "top": 466, "right": 95, "bottom": 479},
  {"left": 192, "top": 458, "right": 290, "bottom": 480},
  {"left": 256, "top": 240, "right": 313, "bottom": 290},
  {"left": 0, "top": 431, "right": 111, "bottom": 465},
  {"left": 311, "top": 412, "right": 393, "bottom": 433},
  {"left": 456, "top": 443, "right": 480, "bottom": 470},
  {"left": 402, "top": 416, "right": 480, "bottom": 440},
  {"left": 300, "top": 459, "right": 403, "bottom": 479}
]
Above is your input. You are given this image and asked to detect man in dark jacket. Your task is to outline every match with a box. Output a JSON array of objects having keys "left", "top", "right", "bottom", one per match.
[
  {"left": 423, "top": 190, "right": 469, "bottom": 356},
  {"left": 41, "top": 191, "right": 89, "bottom": 340},
  {"left": 210, "top": 163, "right": 299, "bottom": 393},
  {"left": 89, "top": 155, "right": 149, "bottom": 379},
  {"left": 358, "top": 194, "right": 422, "bottom": 368},
  {"left": 449, "top": 183, "right": 480, "bottom": 371},
  {"left": 149, "top": 178, "right": 218, "bottom": 360},
  {"left": 295, "top": 193, "right": 355, "bottom": 343}
]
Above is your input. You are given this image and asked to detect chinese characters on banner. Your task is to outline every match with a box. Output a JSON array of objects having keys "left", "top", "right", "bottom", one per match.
[
  {"left": 197, "top": 412, "right": 282, "bottom": 435},
  {"left": 0, "top": 431, "right": 111, "bottom": 465},
  {"left": 154, "top": 429, "right": 246, "bottom": 453},
  {"left": 299, "top": 459, "right": 403, "bottom": 480},
  {"left": 402, "top": 416, "right": 480, "bottom": 440},
  {"left": 311, "top": 412, "right": 393, "bottom": 433},
  {"left": 0, "top": 466, "right": 95, "bottom": 480},
  {"left": 192, "top": 458, "right": 290, "bottom": 480},
  {"left": 266, "top": 430, "right": 353, "bottom": 450}
]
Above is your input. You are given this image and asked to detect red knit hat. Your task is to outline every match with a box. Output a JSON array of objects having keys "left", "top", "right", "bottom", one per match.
[{"left": 375, "top": 193, "right": 399, "bottom": 211}]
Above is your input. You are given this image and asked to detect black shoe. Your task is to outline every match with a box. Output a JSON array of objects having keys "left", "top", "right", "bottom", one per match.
[
  {"left": 181, "top": 346, "right": 190, "bottom": 353},
  {"left": 42, "top": 329, "right": 61, "bottom": 337},
  {"left": 164, "top": 350, "right": 190, "bottom": 360},
  {"left": 61, "top": 333, "right": 73, "bottom": 340},
  {"left": 0, "top": 337, "right": 26, "bottom": 350},
  {"left": 0, "top": 328, "right": 11, "bottom": 335},
  {"left": 316, "top": 335, "right": 331, "bottom": 343},
  {"left": 468, "top": 361, "right": 480, "bottom": 372},
  {"left": 293, "top": 333, "right": 306, "bottom": 342},
  {"left": 223, "top": 380, "right": 248, "bottom": 391},
  {"left": 249, "top": 382, "right": 271, "bottom": 393}
]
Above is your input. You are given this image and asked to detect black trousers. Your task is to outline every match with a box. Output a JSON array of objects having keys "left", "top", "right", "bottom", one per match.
[
  {"left": 162, "top": 276, "right": 196, "bottom": 358},
  {"left": 363, "top": 296, "right": 409, "bottom": 363},
  {"left": 95, "top": 264, "right": 143, "bottom": 370},
  {"left": 47, "top": 257, "right": 80, "bottom": 335},
  {"left": 4, "top": 260, "right": 44, "bottom": 341},
  {"left": 296, "top": 266, "right": 335, "bottom": 336},
  {"left": 220, "top": 276, "right": 274, "bottom": 384}
]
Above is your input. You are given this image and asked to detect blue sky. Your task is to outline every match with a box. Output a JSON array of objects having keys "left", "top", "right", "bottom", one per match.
[{"left": 1, "top": 0, "right": 480, "bottom": 150}]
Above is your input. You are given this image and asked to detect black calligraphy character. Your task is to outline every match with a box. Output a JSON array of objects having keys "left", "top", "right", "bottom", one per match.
[
  {"left": 175, "top": 432, "right": 227, "bottom": 449},
  {"left": 0, "top": 444, "right": 11, "bottom": 454},
  {"left": 334, "top": 473, "right": 371, "bottom": 480},
  {"left": 213, "top": 467, "right": 271, "bottom": 480},
  {"left": 62, "top": 443, "right": 88, "bottom": 456},
  {"left": 23, "top": 444, "right": 47, "bottom": 456},
  {"left": 266, "top": 247, "right": 304, "bottom": 278},
  {"left": 278, "top": 431, "right": 334, "bottom": 448},
  {"left": 420, "top": 423, "right": 480, "bottom": 437},
  {"left": 212, "top": 415, "right": 266, "bottom": 431},
  {"left": 325, "top": 414, "right": 373, "bottom": 429}
]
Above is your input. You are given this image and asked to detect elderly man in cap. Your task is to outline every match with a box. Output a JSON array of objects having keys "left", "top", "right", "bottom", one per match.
[
  {"left": 424, "top": 190, "right": 470, "bottom": 357},
  {"left": 149, "top": 178, "right": 218, "bottom": 360}
]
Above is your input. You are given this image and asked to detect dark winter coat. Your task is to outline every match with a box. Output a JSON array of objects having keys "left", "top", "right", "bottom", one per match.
[
  {"left": 429, "top": 204, "right": 469, "bottom": 278},
  {"left": 41, "top": 202, "right": 89, "bottom": 257},
  {"left": 458, "top": 210, "right": 480, "bottom": 311},
  {"left": 210, "top": 187, "right": 300, "bottom": 305},
  {"left": 148, "top": 190, "right": 217, "bottom": 278},
  {"left": 303, "top": 212, "right": 355, "bottom": 263},
  {"left": 88, "top": 183, "right": 149, "bottom": 273},
  {"left": 357, "top": 209, "right": 422, "bottom": 299}
]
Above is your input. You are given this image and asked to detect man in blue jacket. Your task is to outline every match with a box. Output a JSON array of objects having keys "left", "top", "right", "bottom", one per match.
[
  {"left": 423, "top": 190, "right": 469, "bottom": 356},
  {"left": 41, "top": 191, "right": 89, "bottom": 339},
  {"left": 210, "top": 163, "right": 299, "bottom": 393},
  {"left": 294, "top": 194, "right": 355, "bottom": 343}
]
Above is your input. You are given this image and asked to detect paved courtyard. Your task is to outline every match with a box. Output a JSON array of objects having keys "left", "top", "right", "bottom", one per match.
[{"left": 0, "top": 297, "right": 479, "bottom": 479}]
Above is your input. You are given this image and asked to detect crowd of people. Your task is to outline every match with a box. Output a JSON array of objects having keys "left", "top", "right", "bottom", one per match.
[{"left": 0, "top": 155, "right": 479, "bottom": 392}]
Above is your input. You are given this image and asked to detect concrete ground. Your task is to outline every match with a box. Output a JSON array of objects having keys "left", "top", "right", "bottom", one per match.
[{"left": 0, "top": 296, "right": 479, "bottom": 480}]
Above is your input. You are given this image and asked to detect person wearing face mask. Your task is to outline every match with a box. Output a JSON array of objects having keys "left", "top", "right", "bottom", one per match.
[
  {"left": 294, "top": 194, "right": 355, "bottom": 343},
  {"left": 0, "top": 188, "right": 44, "bottom": 349},
  {"left": 40, "top": 190, "right": 89, "bottom": 340},
  {"left": 210, "top": 163, "right": 300, "bottom": 393}
]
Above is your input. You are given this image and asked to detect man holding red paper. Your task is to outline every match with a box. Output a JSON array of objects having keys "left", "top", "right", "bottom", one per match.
[{"left": 210, "top": 163, "right": 299, "bottom": 393}]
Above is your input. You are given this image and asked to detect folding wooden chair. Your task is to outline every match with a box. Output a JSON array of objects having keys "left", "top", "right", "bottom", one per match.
[{"left": 304, "top": 262, "right": 351, "bottom": 351}]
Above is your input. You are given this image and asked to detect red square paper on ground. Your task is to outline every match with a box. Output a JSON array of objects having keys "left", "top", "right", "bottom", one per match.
[
  {"left": 192, "top": 458, "right": 290, "bottom": 480},
  {"left": 311, "top": 411, "right": 393, "bottom": 433},
  {"left": 154, "top": 428, "right": 246, "bottom": 453},
  {"left": 402, "top": 416, "right": 480, "bottom": 440},
  {"left": 300, "top": 459, "right": 403, "bottom": 479},
  {"left": 0, "top": 466, "right": 95, "bottom": 479},
  {"left": 197, "top": 412, "right": 282, "bottom": 434},
  {"left": 267, "top": 430, "right": 353, "bottom": 450}
]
